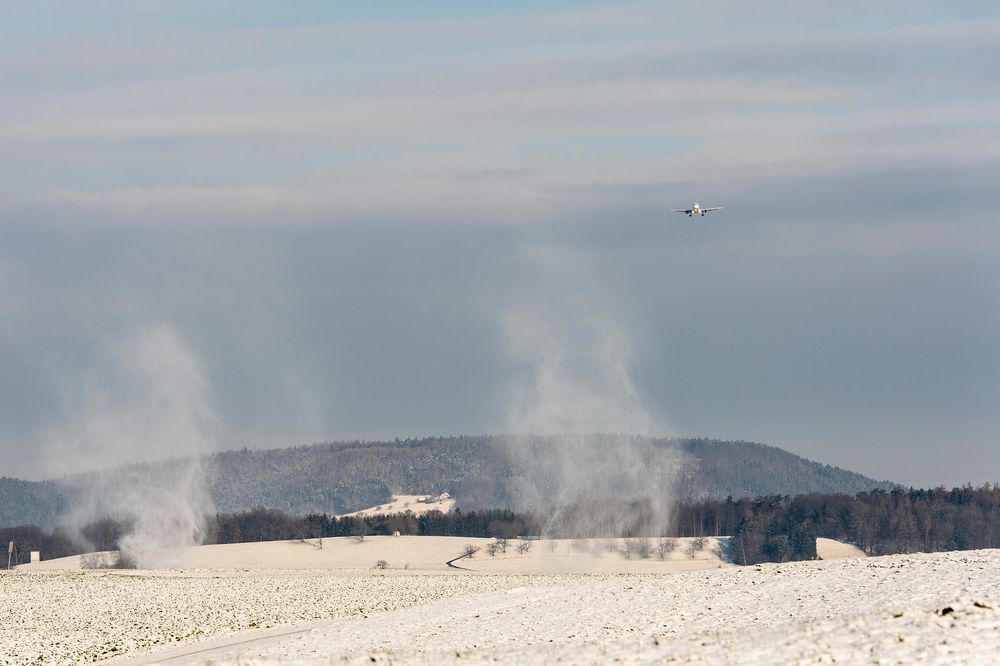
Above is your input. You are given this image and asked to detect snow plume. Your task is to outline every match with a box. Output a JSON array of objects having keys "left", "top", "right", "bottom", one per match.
[
  {"left": 502, "top": 248, "right": 679, "bottom": 538},
  {"left": 46, "top": 325, "right": 215, "bottom": 567}
]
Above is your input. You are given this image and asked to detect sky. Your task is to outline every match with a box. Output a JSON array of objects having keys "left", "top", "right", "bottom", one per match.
[{"left": 1, "top": 1, "right": 998, "bottom": 488}]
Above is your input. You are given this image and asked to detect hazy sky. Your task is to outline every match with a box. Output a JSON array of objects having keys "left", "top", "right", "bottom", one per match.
[{"left": 2, "top": 1, "right": 998, "bottom": 487}]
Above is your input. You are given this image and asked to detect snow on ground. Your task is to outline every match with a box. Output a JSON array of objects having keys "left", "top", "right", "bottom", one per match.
[
  {"left": 461, "top": 537, "right": 731, "bottom": 574},
  {"left": 18, "top": 536, "right": 731, "bottom": 573},
  {"left": 4, "top": 549, "right": 999, "bottom": 665},
  {"left": 816, "top": 537, "right": 866, "bottom": 559},
  {"left": 338, "top": 494, "right": 455, "bottom": 518},
  {"left": 181, "top": 549, "right": 1000, "bottom": 665},
  {"left": 0, "top": 569, "right": 569, "bottom": 664}
]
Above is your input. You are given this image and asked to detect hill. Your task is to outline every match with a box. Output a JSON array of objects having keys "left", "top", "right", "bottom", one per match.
[
  {"left": 0, "top": 436, "right": 893, "bottom": 529},
  {"left": 0, "top": 476, "right": 74, "bottom": 528}
]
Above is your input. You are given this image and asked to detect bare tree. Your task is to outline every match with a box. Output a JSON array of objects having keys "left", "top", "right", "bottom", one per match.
[
  {"left": 374, "top": 559, "right": 389, "bottom": 570},
  {"left": 685, "top": 537, "right": 706, "bottom": 559},
  {"left": 351, "top": 522, "right": 370, "bottom": 543},
  {"left": 517, "top": 540, "right": 532, "bottom": 555},
  {"left": 656, "top": 537, "right": 678, "bottom": 560}
]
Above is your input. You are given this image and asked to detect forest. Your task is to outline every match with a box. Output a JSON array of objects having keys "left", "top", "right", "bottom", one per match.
[
  {"left": 5, "top": 485, "right": 999, "bottom": 567},
  {"left": 2, "top": 436, "right": 892, "bottom": 529}
]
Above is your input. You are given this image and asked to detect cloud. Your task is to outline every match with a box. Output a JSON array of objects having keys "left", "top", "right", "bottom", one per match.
[
  {"left": 2, "top": 3, "right": 997, "bottom": 223},
  {"left": 1, "top": 1, "right": 998, "bottom": 490},
  {"left": 2, "top": 80, "right": 851, "bottom": 144},
  {"left": 44, "top": 179, "right": 550, "bottom": 224}
]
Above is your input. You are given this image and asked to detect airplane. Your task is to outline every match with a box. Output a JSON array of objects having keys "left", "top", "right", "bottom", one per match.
[{"left": 671, "top": 202, "right": 723, "bottom": 217}]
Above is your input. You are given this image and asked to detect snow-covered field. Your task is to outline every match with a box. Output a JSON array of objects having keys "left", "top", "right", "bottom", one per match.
[
  {"left": 0, "top": 569, "right": 567, "bottom": 664},
  {"left": 337, "top": 494, "right": 456, "bottom": 518},
  {"left": 191, "top": 549, "right": 1000, "bottom": 665},
  {"left": 18, "top": 535, "right": 732, "bottom": 573},
  {"left": 4, "top": 549, "right": 1000, "bottom": 665}
]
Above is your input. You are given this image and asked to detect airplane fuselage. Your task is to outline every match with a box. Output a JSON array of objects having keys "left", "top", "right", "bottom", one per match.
[{"left": 672, "top": 201, "right": 722, "bottom": 217}]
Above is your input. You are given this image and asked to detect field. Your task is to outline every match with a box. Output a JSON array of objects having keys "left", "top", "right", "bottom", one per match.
[
  {"left": 337, "top": 493, "right": 456, "bottom": 518},
  {"left": 4, "top": 542, "right": 1000, "bottom": 664},
  {"left": 19, "top": 535, "right": 733, "bottom": 574}
]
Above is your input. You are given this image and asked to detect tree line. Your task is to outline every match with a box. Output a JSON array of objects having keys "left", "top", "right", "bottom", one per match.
[
  {"left": 671, "top": 485, "right": 1000, "bottom": 563},
  {"left": 208, "top": 507, "right": 539, "bottom": 545},
  {"left": 4, "top": 485, "right": 999, "bottom": 566}
]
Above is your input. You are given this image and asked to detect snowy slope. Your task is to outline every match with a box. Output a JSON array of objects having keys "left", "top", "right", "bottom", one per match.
[
  {"left": 4, "top": 549, "right": 998, "bottom": 665},
  {"left": 183, "top": 550, "right": 1000, "bottom": 665}
]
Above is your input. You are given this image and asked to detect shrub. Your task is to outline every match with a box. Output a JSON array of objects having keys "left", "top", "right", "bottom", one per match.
[{"left": 656, "top": 538, "right": 677, "bottom": 559}]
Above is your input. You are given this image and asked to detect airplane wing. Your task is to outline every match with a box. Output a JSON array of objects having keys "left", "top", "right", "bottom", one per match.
[
  {"left": 702, "top": 207, "right": 724, "bottom": 212},
  {"left": 670, "top": 209, "right": 691, "bottom": 213}
]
